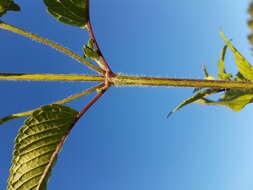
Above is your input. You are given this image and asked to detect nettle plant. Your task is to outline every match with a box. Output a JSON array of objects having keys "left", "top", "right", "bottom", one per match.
[{"left": 1, "top": 0, "right": 253, "bottom": 189}]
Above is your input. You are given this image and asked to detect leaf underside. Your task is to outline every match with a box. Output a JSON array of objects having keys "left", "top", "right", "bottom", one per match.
[
  {"left": 170, "top": 32, "right": 253, "bottom": 115},
  {"left": 7, "top": 104, "right": 78, "bottom": 190},
  {"left": 43, "top": 0, "right": 88, "bottom": 28}
]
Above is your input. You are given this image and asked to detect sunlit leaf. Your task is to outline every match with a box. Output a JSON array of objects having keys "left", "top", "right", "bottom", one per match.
[
  {"left": 195, "top": 89, "right": 253, "bottom": 111},
  {"left": 0, "top": 0, "right": 20, "bottom": 17},
  {"left": 7, "top": 104, "right": 78, "bottom": 190},
  {"left": 220, "top": 32, "right": 253, "bottom": 81},
  {"left": 217, "top": 45, "right": 232, "bottom": 80},
  {"left": 44, "top": 0, "right": 88, "bottom": 28},
  {"left": 168, "top": 88, "right": 223, "bottom": 117}
]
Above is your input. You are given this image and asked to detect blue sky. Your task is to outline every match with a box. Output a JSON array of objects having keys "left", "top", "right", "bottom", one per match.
[{"left": 1, "top": 0, "right": 253, "bottom": 189}]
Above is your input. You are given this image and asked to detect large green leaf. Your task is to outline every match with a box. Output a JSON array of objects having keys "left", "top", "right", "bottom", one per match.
[
  {"left": 7, "top": 104, "right": 78, "bottom": 190},
  {"left": 220, "top": 32, "right": 253, "bottom": 81},
  {"left": 44, "top": 0, "right": 88, "bottom": 28},
  {"left": 0, "top": 0, "right": 20, "bottom": 17}
]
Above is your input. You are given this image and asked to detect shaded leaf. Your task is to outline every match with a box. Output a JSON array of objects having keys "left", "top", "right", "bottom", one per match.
[
  {"left": 7, "top": 104, "right": 78, "bottom": 190},
  {"left": 168, "top": 88, "right": 223, "bottom": 117},
  {"left": 0, "top": 0, "right": 20, "bottom": 17},
  {"left": 83, "top": 39, "right": 105, "bottom": 69},
  {"left": 195, "top": 89, "right": 253, "bottom": 111},
  {"left": 44, "top": 0, "right": 88, "bottom": 28},
  {"left": 220, "top": 32, "right": 253, "bottom": 81},
  {"left": 234, "top": 72, "right": 249, "bottom": 82}
]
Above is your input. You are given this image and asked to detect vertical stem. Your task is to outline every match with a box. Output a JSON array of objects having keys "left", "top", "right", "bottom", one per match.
[{"left": 86, "top": 0, "right": 113, "bottom": 77}]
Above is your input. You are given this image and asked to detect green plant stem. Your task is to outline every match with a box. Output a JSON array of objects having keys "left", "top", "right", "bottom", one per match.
[
  {"left": 0, "top": 83, "right": 104, "bottom": 125},
  {"left": 112, "top": 74, "right": 253, "bottom": 89},
  {"left": 0, "top": 73, "right": 104, "bottom": 82},
  {"left": 86, "top": 0, "right": 112, "bottom": 74},
  {"left": 0, "top": 21, "right": 104, "bottom": 74},
  {"left": 2, "top": 72, "right": 253, "bottom": 89}
]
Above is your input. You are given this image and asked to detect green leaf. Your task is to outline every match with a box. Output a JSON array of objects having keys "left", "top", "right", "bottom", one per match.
[
  {"left": 44, "top": 0, "right": 88, "bottom": 28},
  {"left": 83, "top": 44, "right": 99, "bottom": 62},
  {"left": 0, "top": 0, "right": 20, "bottom": 17},
  {"left": 7, "top": 104, "right": 78, "bottom": 190},
  {"left": 195, "top": 89, "right": 253, "bottom": 111},
  {"left": 217, "top": 45, "right": 233, "bottom": 80},
  {"left": 168, "top": 88, "right": 223, "bottom": 117},
  {"left": 220, "top": 32, "right": 253, "bottom": 81}
]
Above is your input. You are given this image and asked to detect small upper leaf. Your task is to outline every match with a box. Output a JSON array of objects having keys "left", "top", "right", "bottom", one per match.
[
  {"left": 7, "top": 104, "right": 78, "bottom": 190},
  {"left": 0, "top": 0, "right": 20, "bottom": 17},
  {"left": 217, "top": 45, "right": 233, "bottom": 80},
  {"left": 44, "top": 0, "right": 88, "bottom": 28}
]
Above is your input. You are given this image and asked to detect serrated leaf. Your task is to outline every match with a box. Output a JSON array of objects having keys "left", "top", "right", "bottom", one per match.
[
  {"left": 0, "top": 0, "right": 20, "bottom": 17},
  {"left": 44, "top": 0, "right": 88, "bottom": 28},
  {"left": 217, "top": 45, "right": 233, "bottom": 80},
  {"left": 7, "top": 104, "right": 78, "bottom": 190},
  {"left": 168, "top": 88, "right": 223, "bottom": 117},
  {"left": 195, "top": 89, "right": 253, "bottom": 111},
  {"left": 220, "top": 32, "right": 253, "bottom": 81}
]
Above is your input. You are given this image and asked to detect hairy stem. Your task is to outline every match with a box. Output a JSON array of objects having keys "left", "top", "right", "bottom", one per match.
[
  {"left": 86, "top": 0, "right": 113, "bottom": 74},
  {"left": 2, "top": 72, "right": 253, "bottom": 89},
  {"left": 0, "top": 73, "right": 104, "bottom": 82},
  {"left": 112, "top": 74, "right": 253, "bottom": 89},
  {"left": 0, "top": 21, "right": 104, "bottom": 74}
]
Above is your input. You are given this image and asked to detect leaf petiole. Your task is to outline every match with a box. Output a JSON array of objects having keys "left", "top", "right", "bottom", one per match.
[{"left": 0, "top": 83, "right": 104, "bottom": 125}]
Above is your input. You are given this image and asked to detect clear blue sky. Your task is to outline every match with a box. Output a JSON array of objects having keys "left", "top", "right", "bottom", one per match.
[{"left": 1, "top": 0, "right": 253, "bottom": 189}]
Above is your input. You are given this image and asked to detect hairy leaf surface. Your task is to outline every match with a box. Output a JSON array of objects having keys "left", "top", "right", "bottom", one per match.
[
  {"left": 44, "top": 0, "right": 88, "bottom": 28},
  {"left": 7, "top": 104, "right": 78, "bottom": 190}
]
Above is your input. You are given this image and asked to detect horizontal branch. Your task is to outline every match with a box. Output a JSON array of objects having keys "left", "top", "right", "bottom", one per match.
[
  {"left": 0, "top": 21, "right": 104, "bottom": 74},
  {"left": 0, "top": 73, "right": 104, "bottom": 82},
  {"left": 112, "top": 74, "right": 253, "bottom": 89},
  {"left": 2, "top": 72, "right": 253, "bottom": 89}
]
